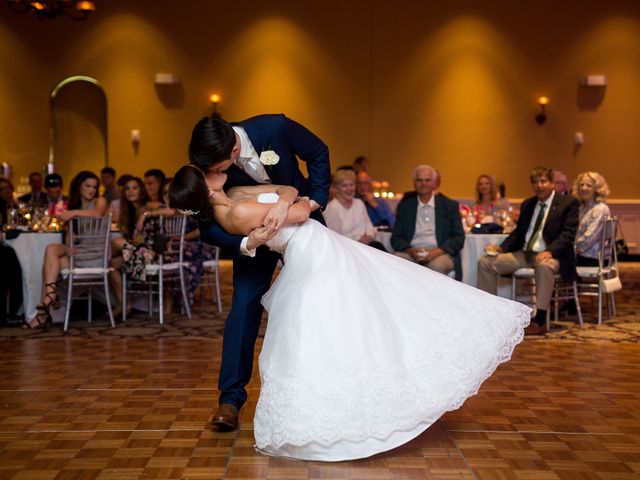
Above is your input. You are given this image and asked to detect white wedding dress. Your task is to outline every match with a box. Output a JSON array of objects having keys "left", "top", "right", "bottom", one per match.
[{"left": 253, "top": 203, "right": 531, "bottom": 462}]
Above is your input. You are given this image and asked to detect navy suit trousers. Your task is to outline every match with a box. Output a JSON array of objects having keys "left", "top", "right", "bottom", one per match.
[{"left": 218, "top": 247, "right": 281, "bottom": 409}]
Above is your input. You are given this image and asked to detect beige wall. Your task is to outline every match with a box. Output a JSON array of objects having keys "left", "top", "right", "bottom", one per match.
[{"left": 1, "top": 0, "right": 639, "bottom": 198}]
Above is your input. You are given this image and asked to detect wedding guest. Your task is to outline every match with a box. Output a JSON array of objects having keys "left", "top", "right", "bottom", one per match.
[
  {"left": 0, "top": 230, "right": 23, "bottom": 326},
  {"left": 43, "top": 173, "right": 69, "bottom": 216},
  {"left": 109, "top": 177, "right": 151, "bottom": 317},
  {"left": 0, "top": 178, "right": 18, "bottom": 224},
  {"left": 108, "top": 174, "right": 134, "bottom": 224},
  {"left": 24, "top": 171, "right": 108, "bottom": 329},
  {"left": 101, "top": 166, "right": 120, "bottom": 204},
  {"left": 572, "top": 171, "right": 611, "bottom": 266},
  {"left": 352, "top": 155, "right": 369, "bottom": 174},
  {"left": 18, "top": 172, "right": 47, "bottom": 206},
  {"left": 400, "top": 167, "right": 445, "bottom": 205},
  {"left": 472, "top": 174, "right": 509, "bottom": 224},
  {"left": 392, "top": 165, "right": 464, "bottom": 279},
  {"left": 144, "top": 168, "right": 166, "bottom": 205},
  {"left": 356, "top": 171, "right": 394, "bottom": 228},
  {"left": 477, "top": 166, "right": 579, "bottom": 335},
  {"left": 554, "top": 171, "right": 569, "bottom": 196},
  {"left": 325, "top": 170, "right": 386, "bottom": 251}
]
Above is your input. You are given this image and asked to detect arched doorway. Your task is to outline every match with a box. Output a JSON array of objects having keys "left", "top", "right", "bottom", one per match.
[{"left": 50, "top": 76, "right": 107, "bottom": 187}]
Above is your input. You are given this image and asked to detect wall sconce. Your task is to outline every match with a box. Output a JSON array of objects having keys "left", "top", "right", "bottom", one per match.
[
  {"left": 209, "top": 93, "right": 221, "bottom": 114},
  {"left": 154, "top": 73, "right": 180, "bottom": 85},
  {"left": 535, "top": 96, "right": 548, "bottom": 125},
  {"left": 131, "top": 129, "right": 141, "bottom": 155}
]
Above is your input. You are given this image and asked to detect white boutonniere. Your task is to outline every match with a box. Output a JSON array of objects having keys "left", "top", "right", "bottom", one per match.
[{"left": 259, "top": 150, "right": 280, "bottom": 166}]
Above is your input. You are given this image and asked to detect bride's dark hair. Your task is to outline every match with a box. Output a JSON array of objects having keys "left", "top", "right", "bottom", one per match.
[{"left": 169, "top": 165, "right": 215, "bottom": 225}]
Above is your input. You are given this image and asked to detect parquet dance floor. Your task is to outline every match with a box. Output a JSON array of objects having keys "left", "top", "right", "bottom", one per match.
[{"left": 1, "top": 335, "right": 639, "bottom": 479}]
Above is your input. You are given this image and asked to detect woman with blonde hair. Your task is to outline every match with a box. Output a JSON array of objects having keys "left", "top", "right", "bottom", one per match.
[
  {"left": 572, "top": 171, "right": 611, "bottom": 266},
  {"left": 471, "top": 174, "right": 508, "bottom": 224},
  {"left": 324, "top": 169, "right": 386, "bottom": 251}
]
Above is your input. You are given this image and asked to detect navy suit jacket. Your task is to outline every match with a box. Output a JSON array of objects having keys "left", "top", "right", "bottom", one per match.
[
  {"left": 391, "top": 195, "right": 465, "bottom": 280},
  {"left": 199, "top": 114, "right": 331, "bottom": 252},
  {"left": 500, "top": 193, "right": 579, "bottom": 281}
]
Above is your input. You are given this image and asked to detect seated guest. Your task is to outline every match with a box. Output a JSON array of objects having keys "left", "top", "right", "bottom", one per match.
[
  {"left": 0, "top": 178, "right": 18, "bottom": 224},
  {"left": 108, "top": 173, "right": 134, "bottom": 224},
  {"left": 24, "top": 171, "right": 108, "bottom": 329},
  {"left": 472, "top": 174, "right": 509, "bottom": 224},
  {"left": 391, "top": 165, "right": 464, "bottom": 279},
  {"left": 553, "top": 170, "right": 569, "bottom": 196},
  {"left": 18, "top": 172, "right": 47, "bottom": 206},
  {"left": 0, "top": 231, "right": 23, "bottom": 326},
  {"left": 356, "top": 171, "right": 395, "bottom": 228},
  {"left": 352, "top": 155, "right": 370, "bottom": 174},
  {"left": 0, "top": 186, "right": 23, "bottom": 325},
  {"left": 44, "top": 173, "right": 69, "bottom": 216},
  {"left": 399, "top": 167, "right": 444, "bottom": 205},
  {"left": 477, "top": 166, "right": 579, "bottom": 335},
  {"left": 325, "top": 169, "right": 386, "bottom": 251},
  {"left": 101, "top": 166, "right": 120, "bottom": 204},
  {"left": 109, "top": 177, "right": 151, "bottom": 316},
  {"left": 144, "top": 168, "right": 166, "bottom": 205},
  {"left": 573, "top": 171, "right": 611, "bottom": 266}
]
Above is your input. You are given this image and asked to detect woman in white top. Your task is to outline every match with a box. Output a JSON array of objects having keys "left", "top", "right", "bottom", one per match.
[
  {"left": 324, "top": 169, "right": 386, "bottom": 251},
  {"left": 572, "top": 171, "right": 611, "bottom": 266}
]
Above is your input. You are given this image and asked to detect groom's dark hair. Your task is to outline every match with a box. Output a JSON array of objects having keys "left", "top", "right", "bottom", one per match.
[{"left": 188, "top": 114, "right": 236, "bottom": 171}]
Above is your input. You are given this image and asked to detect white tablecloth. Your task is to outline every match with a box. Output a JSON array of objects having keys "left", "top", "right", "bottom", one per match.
[
  {"left": 5, "top": 231, "right": 63, "bottom": 320},
  {"left": 461, "top": 234, "right": 508, "bottom": 287},
  {"left": 375, "top": 231, "right": 511, "bottom": 293}
]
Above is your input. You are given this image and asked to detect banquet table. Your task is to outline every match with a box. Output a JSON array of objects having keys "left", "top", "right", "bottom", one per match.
[
  {"left": 4, "top": 230, "right": 63, "bottom": 321},
  {"left": 461, "top": 233, "right": 508, "bottom": 287},
  {"left": 375, "top": 230, "right": 511, "bottom": 293}
]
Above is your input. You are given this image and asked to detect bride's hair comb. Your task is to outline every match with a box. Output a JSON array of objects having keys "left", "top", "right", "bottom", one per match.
[{"left": 176, "top": 209, "right": 200, "bottom": 217}]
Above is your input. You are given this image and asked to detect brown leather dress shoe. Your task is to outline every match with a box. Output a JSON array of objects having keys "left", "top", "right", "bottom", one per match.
[
  {"left": 525, "top": 323, "right": 547, "bottom": 336},
  {"left": 212, "top": 403, "right": 239, "bottom": 431}
]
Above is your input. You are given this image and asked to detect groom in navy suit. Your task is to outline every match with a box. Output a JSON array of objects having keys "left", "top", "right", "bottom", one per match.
[{"left": 188, "top": 114, "right": 331, "bottom": 430}]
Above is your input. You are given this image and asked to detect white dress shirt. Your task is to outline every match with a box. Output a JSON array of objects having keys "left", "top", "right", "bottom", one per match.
[
  {"left": 233, "top": 126, "right": 271, "bottom": 184},
  {"left": 411, "top": 195, "right": 438, "bottom": 249},
  {"left": 524, "top": 190, "right": 555, "bottom": 252},
  {"left": 232, "top": 126, "right": 273, "bottom": 257}
]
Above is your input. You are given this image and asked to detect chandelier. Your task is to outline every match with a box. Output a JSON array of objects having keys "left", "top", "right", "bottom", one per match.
[{"left": 6, "top": 0, "right": 96, "bottom": 20}]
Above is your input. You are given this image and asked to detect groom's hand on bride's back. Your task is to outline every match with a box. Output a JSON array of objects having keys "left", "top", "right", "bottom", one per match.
[{"left": 246, "top": 224, "right": 278, "bottom": 251}]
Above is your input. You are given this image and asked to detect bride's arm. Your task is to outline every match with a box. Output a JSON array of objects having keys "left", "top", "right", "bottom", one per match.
[
  {"left": 229, "top": 184, "right": 298, "bottom": 230},
  {"left": 229, "top": 197, "right": 311, "bottom": 236}
]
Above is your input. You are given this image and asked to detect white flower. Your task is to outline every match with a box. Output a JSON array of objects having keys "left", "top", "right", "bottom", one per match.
[{"left": 259, "top": 150, "right": 280, "bottom": 166}]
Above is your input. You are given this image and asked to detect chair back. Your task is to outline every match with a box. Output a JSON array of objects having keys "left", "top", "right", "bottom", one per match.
[
  {"left": 67, "top": 214, "right": 112, "bottom": 270},
  {"left": 159, "top": 214, "right": 187, "bottom": 265},
  {"left": 599, "top": 216, "right": 618, "bottom": 274}
]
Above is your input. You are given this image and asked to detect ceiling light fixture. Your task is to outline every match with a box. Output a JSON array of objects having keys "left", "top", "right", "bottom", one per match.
[{"left": 6, "top": 0, "right": 96, "bottom": 20}]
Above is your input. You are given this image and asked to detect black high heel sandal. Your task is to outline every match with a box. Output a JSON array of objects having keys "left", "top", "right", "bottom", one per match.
[{"left": 23, "top": 282, "right": 56, "bottom": 330}]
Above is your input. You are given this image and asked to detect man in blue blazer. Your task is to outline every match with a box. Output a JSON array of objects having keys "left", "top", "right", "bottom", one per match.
[
  {"left": 391, "top": 165, "right": 465, "bottom": 280},
  {"left": 188, "top": 114, "right": 331, "bottom": 430}
]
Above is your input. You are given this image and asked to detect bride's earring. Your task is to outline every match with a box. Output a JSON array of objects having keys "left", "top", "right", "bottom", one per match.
[{"left": 208, "top": 188, "right": 215, "bottom": 200}]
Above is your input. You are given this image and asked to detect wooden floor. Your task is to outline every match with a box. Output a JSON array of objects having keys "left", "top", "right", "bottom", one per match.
[{"left": 1, "top": 335, "right": 639, "bottom": 479}]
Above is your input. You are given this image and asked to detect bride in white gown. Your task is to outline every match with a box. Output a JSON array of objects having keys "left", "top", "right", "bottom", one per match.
[{"left": 170, "top": 165, "right": 531, "bottom": 462}]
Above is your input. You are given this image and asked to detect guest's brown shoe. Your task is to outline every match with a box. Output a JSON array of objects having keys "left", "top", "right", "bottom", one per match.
[
  {"left": 212, "top": 403, "right": 239, "bottom": 431},
  {"left": 525, "top": 323, "right": 547, "bottom": 336}
]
